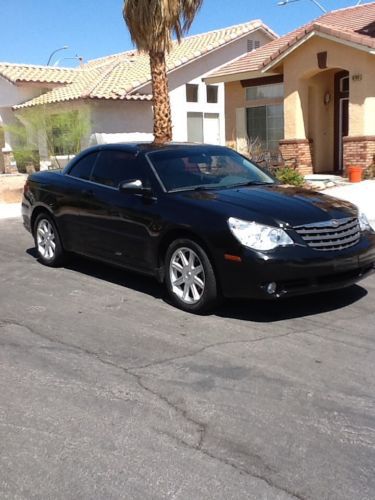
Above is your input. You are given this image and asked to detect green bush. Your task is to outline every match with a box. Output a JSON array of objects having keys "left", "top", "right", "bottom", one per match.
[
  {"left": 363, "top": 157, "right": 375, "bottom": 180},
  {"left": 13, "top": 149, "right": 40, "bottom": 173},
  {"left": 274, "top": 166, "right": 305, "bottom": 187}
]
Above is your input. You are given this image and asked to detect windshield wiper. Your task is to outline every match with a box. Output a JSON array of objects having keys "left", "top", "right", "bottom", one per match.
[
  {"left": 192, "top": 185, "right": 217, "bottom": 191},
  {"left": 169, "top": 185, "right": 217, "bottom": 193},
  {"left": 230, "top": 181, "right": 274, "bottom": 187}
]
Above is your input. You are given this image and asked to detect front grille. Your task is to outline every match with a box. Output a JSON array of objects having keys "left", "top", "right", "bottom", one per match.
[{"left": 294, "top": 217, "right": 360, "bottom": 251}]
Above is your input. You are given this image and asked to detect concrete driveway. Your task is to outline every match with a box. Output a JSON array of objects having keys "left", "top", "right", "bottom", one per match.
[
  {"left": 324, "top": 180, "right": 375, "bottom": 230},
  {"left": 0, "top": 218, "right": 375, "bottom": 500}
]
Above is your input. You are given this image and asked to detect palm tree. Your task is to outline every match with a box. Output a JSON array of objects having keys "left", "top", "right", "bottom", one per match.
[{"left": 123, "top": 0, "right": 203, "bottom": 144}]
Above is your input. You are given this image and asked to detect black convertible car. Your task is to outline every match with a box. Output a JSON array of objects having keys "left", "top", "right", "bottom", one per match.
[{"left": 22, "top": 143, "right": 375, "bottom": 313}]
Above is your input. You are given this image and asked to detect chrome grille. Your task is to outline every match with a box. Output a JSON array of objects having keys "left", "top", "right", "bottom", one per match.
[{"left": 294, "top": 217, "right": 360, "bottom": 251}]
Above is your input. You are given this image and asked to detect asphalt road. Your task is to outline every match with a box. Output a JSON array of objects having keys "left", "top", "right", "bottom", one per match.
[{"left": 1, "top": 218, "right": 375, "bottom": 500}]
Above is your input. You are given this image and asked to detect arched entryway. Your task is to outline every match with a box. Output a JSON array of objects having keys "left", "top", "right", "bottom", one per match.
[{"left": 304, "top": 67, "right": 350, "bottom": 174}]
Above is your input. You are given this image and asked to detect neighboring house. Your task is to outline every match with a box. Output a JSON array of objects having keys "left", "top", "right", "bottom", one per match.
[
  {"left": 205, "top": 2, "right": 375, "bottom": 175},
  {"left": 0, "top": 20, "right": 276, "bottom": 172},
  {"left": 0, "top": 65, "right": 77, "bottom": 171}
]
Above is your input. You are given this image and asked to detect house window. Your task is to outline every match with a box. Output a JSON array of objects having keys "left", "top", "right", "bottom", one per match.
[
  {"left": 187, "top": 112, "right": 203, "bottom": 142},
  {"left": 186, "top": 84, "right": 199, "bottom": 102},
  {"left": 206, "top": 85, "right": 218, "bottom": 103},
  {"left": 340, "top": 76, "right": 349, "bottom": 93},
  {"left": 246, "top": 83, "right": 284, "bottom": 101},
  {"left": 246, "top": 104, "right": 284, "bottom": 153},
  {"left": 247, "top": 39, "right": 260, "bottom": 52},
  {"left": 187, "top": 112, "right": 220, "bottom": 144}
]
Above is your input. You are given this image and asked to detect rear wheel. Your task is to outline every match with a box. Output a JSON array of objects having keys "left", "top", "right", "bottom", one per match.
[
  {"left": 165, "top": 239, "right": 218, "bottom": 313},
  {"left": 33, "top": 213, "right": 65, "bottom": 267}
]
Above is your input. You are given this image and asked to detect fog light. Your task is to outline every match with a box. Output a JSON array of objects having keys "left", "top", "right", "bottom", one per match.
[{"left": 266, "top": 282, "right": 277, "bottom": 295}]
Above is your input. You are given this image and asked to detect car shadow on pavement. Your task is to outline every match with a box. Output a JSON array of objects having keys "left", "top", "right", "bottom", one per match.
[
  {"left": 26, "top": 248, "right": 163, "bottom": 299},
  {"left": 26, "top": 248, "right": 368, "bottom": 320},
  {"left": 216, "top": 286, "right": 368, "bottom": 322}
]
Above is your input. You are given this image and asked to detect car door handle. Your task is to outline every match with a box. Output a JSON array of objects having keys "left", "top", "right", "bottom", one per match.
[{"left": 81, "top": 189, "right": 94, "bottom": 197}]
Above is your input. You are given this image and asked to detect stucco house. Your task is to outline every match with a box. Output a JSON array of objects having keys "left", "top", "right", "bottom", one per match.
[
  {"left": 205, "top": 2, "right": 375, "bottom": 175},
  {"left": 0, "top": 20, "right": 276, "bottom": 172}
]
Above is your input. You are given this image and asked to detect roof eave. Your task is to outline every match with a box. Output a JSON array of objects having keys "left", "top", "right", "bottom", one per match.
[
  {"left": 262, "top": 30, "right": 375, "bottom": 73},
  {"left": 0, "top": 73, "right": 16, "bottom": 85},
  {"left": 204, "top": 69, "right": 280, "bottom": 84},
  {"left": 130, "top": 24, "right": 277, "bottom": 94}
]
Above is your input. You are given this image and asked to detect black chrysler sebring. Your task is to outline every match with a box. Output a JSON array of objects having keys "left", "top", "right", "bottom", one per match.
[{"left": 22, "top": 143, "right": 375, "bottom": 313}]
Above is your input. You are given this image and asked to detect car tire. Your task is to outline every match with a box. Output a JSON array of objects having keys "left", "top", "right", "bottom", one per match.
[
  {"left": 33, "top": 213, "right": 65, "bottom": 267},
  {"left": 165, "top": 238, "right": 218, "bottom": 314}
]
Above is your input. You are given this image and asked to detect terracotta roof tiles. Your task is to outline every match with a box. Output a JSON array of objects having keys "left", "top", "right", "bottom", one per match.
[
  {"left": 12, "top": 19, "right": 274, "bottom": 109},
  {"left": 0, "top": 63, "right": 77, "bottom": 85},
  {"left": 208, "top": 2, "right": 375, "bottom": 79}
]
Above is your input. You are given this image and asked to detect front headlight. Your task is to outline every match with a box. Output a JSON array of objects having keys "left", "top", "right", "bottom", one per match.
[
  {"left": 359, "top": 212, "right": 372, "bottom": 232},
  {"left": 228, "top": 217, "right": 294, "bottom": 251}
]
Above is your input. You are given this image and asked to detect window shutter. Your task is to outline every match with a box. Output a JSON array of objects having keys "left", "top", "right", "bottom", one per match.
[{"left": 235, "top": 108, "right": 247, "bottom": 154}]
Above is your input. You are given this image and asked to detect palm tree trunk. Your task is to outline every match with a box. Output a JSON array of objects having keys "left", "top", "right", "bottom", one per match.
[{"left": 149, "top": 51, "right": 172, "bottom": 144}]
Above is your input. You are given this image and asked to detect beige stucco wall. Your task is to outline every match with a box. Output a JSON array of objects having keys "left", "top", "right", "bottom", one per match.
[
  {"left": 283, "top": 36, "right": 375, "bottom": 140},
  {"left": 222, "top": 34, "right": 374, "bottom": 173}
]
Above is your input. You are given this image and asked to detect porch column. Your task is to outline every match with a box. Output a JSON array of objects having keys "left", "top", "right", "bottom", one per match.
[{"left": 279, "top": 76, "right": 313, "bottom": 175}]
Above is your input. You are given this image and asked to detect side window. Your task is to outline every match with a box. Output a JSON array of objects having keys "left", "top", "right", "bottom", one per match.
[
  {"left": 206, "top": 85, "right": 218, "bottom": 103},
  {"left": 68, "top": 152, "right": 98, "bottom": 180},
  {"left": 91, "top": 150, "right": 144, "bottom": 188},
  {"left": 186, "top": 84, "right": 199, "bottom": 103}
]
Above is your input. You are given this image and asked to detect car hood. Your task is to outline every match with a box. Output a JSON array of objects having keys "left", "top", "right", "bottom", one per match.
[{"left": 176, "top": 184, "right": 358, "bottom": 227}]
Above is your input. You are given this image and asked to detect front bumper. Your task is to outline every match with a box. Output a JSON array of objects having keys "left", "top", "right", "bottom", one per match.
[{"left": 218, "top": 232, "right": 375, "bottom": 299}]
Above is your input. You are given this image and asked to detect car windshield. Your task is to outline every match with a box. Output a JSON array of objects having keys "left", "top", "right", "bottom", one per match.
[{"left": 147, "top": 147, "right": 275, "bottom": 192}]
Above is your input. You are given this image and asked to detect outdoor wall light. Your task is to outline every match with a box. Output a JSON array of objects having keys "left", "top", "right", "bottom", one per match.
[{"left": 324, "top": 91, "right": 331, "bottom": 105}]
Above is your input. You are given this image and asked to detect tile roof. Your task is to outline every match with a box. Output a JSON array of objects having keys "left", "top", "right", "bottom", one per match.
[
  {"left": 0, "top": 63, "right": 77, "bottom": 85},
  {"left": 12, "top": 19, "right": 276, "bottom": 109},
  {"left": 207, "top": 2, "right": 375, "bottom": 79}
]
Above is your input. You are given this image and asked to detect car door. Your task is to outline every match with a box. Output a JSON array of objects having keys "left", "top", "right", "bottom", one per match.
[
  {"left": 79, "top": 149, "right": 161, "bottom": 272},
  {"left": 56, "top": 151, "right": 100, "bottom": 253}
]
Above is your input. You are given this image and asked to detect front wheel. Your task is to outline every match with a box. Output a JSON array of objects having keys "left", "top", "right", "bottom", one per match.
[
  {"left": 33, "top": 213, "right": 65, "bottom": 267},
  {"left": 165, "top": 239, "right": 218, "bottom": 313}
]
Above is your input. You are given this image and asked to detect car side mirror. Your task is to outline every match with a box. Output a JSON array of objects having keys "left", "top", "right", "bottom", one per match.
[{"left": 119, "top": 179, "right": 152, "bottom": 196}]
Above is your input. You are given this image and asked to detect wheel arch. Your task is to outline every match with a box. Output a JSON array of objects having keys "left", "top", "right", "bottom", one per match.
[{"left": 30, "top": 205, "right": 55, "bottom": 233}]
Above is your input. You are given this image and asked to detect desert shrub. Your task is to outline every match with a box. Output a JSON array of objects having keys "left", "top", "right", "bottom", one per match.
[
  {"left": 13, "top": 149, "right": 40, "bottom": 173},
  {"left": 363, "top": 156, "right": 375, "bottom": 180},
  {"left": 274, "top": 166, "right": 305, "bottom": 187}
]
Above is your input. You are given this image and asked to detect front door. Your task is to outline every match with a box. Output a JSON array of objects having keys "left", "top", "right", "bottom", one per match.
[{"left": 334, "top": 71, "right": 349, "bottom": 173}]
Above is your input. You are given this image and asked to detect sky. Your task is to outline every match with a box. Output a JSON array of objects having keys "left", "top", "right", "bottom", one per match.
[{"left": 0, "top": 0, "right": 365, "bottom": 67}]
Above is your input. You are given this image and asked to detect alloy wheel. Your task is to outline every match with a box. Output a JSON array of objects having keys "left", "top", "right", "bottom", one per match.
[
  {"left": 36, "top": 219, "right": 56, "bottom": 260},
  {"left": 169, "top": 247, "right": 205, "bottom": 304}
]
